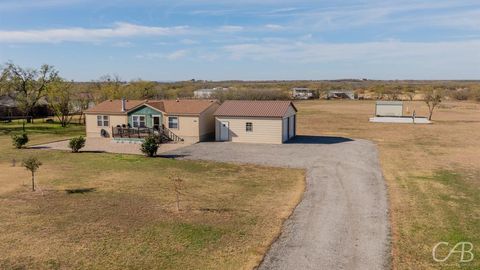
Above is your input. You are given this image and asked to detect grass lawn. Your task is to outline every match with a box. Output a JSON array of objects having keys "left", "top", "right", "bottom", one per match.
[
  {"left": 0, "top": 122, "right": 305, "bottom": 269},
  {"left": 297, "top": 100, "right": 480, "bottom": 269}
]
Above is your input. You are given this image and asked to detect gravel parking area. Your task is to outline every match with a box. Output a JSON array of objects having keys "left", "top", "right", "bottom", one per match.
[
  {"left": 31, "top": 138, "right": 189, "bottom": 155},
  {"left": 163, "top": 136, "right": 390, "bottom": 270}
]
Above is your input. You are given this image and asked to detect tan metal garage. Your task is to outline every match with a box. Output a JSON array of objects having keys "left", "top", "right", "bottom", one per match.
[
  {"left": 375, "top": 101, "right": 403, "bottom": 117},
  {"left": 214, "top": 100, "right": 297, "bottom": 144}
]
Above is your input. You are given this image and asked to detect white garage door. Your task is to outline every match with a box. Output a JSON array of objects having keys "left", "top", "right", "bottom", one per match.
[
  {"left": 282, "top": 118, "right": 288, "bottom": 142},
  {"left": 288, "top": 115, "right": 295, "bottom": 139}
]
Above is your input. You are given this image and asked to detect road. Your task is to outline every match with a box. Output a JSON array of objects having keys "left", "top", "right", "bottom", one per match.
[{"left": 163, "top": 135, "right": 390, "bottom": 270}]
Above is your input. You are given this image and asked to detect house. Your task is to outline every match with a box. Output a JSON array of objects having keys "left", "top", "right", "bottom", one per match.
[
  {"left": 375, "top": 101, "right": 403, "bottom": 117},
  {"left": 84, "top": 99, "right": 220, "bottom": 143},
  {"left": 194, "top": 87, "right": 229, "bottom": 99},
  {"left": 291, "top": 88, "right": 314, "bottom": 99},
  {"left": 214, "top": 100, "right": 297, "bottom": 144}
]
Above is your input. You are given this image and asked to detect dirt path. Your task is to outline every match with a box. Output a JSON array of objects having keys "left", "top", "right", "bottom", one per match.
[{"left": 163, "top": 136, "right": 390, "bottom": 270}]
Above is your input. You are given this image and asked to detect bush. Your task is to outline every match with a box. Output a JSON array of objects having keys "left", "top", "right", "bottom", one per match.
[
  {"left": 68, "top": 136, "right": 86, "bottom": 153},
  {"left": 12, "top": 133, "right": 29, "bottom": 149},
  {"left": 140, "top": 135, "right": 159, "bottom": 157}
]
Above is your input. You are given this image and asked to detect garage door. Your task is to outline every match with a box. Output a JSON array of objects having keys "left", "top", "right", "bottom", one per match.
[
  {"left": 288, "top": 115, "right": 295, "bottom": 139},
  {"left": 282, "top": 118, "right": 288, "bottom": 142}
]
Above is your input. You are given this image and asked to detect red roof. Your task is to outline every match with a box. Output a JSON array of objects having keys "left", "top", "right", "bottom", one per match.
[{"left": 214, "top": 100, "right": 296, "bottom": 118}]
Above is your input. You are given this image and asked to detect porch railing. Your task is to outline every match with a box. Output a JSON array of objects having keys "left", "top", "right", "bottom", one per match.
[{"left": 111, "top": 126, "right": 184, "bottom": 142}]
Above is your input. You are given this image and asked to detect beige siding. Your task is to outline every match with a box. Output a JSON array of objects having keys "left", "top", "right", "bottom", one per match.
[
  {"left": 376, "top": 104, "right": 403, "bottom": 117},
  {"left": 85, "top": 114, "right": 127, "bottom": 138},
  {"left": 215, "top": 117, "right": 283, "bottom": 144},
  {"left": 199, "top": 103, "right": 220, "bottom": 140},
  {"left": 163, "top": 115, "right": 200, "bottom": 143}
]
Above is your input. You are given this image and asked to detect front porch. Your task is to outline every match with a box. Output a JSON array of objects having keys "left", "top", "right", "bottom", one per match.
[{"left": 111, "top": 126, "right": 184, "bottom": 142}]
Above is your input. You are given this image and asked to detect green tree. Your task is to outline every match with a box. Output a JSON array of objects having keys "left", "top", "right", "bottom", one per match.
[
  {"left": 140, "top": 135, "right": 159, "bottom": 157},
  {"left": 0, "top": 62, "right": 59, "bottom": 123},
  {"left": 68, "top": 136, "right": 86, "bottom": 153},
  {"left": 22, "top": 157, "right": 42, "bottom": 191},
  {"left": 423, "top": 86, "right": 445, "bottom": 120},
  {"left": 47, "top": 78, "right": 76, "bottom": 127}
]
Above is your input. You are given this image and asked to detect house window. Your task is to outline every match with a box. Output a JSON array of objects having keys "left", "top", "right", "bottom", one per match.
[
  {"left": 246, "top": 122, "right": 253, "bottom": 132},
  {"left": 97, "top": 115, "right": 109, "bottom": 127},
  {"left": 168, "top": 116, "right": 179, "bottom": 129},
  {"left": 132, "top": 115, "right": 146, "bottom": 128}
]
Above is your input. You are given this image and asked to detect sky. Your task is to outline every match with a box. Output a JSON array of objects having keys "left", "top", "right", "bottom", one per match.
[{"left": 0, "top": 0, "right": 479, "bottom": 81}]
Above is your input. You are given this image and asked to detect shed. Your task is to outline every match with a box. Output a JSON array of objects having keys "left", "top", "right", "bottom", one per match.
[
  {"left": 214, "top": 100, "right": 297, "bottom": 144},
  {"left": 375, "top": 101, "right": 403, "bottom": 117}
]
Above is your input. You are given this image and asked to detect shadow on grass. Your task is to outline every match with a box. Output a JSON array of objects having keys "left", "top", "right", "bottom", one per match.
[
  {"left": 157, "top": 154, "right": 190, "bottom": 159},
  {"left": 65, "top": 188, "right": 96, "bottom": 194},
  {"left": 286, "top": 135, "right": 354, "bottom": 145}
]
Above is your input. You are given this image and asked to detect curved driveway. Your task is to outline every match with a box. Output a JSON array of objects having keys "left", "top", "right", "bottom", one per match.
[{"left": 164, "top": 136, "right": 390, "bottom": 270}]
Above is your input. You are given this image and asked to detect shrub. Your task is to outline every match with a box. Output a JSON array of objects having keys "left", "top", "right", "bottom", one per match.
[
  {"left": 140, "top": 135, "right": 159, "bottom": 157},
  {"left": 68, "top": 136, "right": 86, "bottom": 153},
  {"left": 22, "top": 156, "right": 42, "bottom": 191},
  {"left": 12, "top": 133, "right": 29, "bottom": 149}
]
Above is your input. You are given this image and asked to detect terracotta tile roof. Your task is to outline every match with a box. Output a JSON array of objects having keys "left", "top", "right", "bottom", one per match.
[
  {"left": 84, "top": 100, "right": 145, "bottom": 114},
  {"left": 85, "top": 99, "right": 218, "bottom": 115},
  {"left": 147, "top": 100, "right": 218, "bottom": 115},
  {"left": 214, "top": 100, "right": 297, "bottom": 118}
]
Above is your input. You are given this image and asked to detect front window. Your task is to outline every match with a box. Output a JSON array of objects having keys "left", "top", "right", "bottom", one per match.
[
  {"left": 168, "top": 116, "right": 179, "bottom": 129},
  {"left": 132, "top": 115, "right": 146, "bottom": 128},
  {"left": 246, "top": 122, "right": 253, "bottom": 132},
  {"left": 97, "top": 115, "right": 109, "bottom": 127}
]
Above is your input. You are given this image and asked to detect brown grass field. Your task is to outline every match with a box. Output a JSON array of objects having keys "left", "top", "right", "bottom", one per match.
[
  {"left": 0, "top": 100, "right": 479, "bottom": 269},
  {"left": 297, "top": 100, "right": 480, "bottom": 270},
  {"left": 0, "top": 123, "right": 304, "bottom": 269}
]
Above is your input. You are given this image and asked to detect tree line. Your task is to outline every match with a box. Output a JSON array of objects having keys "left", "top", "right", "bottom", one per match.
[{"left": 1, "top": 62, "right": 479, "bottom": 126}]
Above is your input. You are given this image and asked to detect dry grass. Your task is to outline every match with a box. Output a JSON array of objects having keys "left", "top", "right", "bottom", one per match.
[
  {"left": 297, "top": 100, "right": 480, "bottom": 269},
  {"left": 0, "top": 123, "right": 304, "bottom": 270}
]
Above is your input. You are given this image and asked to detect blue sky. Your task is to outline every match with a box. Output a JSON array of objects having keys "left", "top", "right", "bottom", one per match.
[{"left": 0, "top": 0, "right": 479, "bottom": 81}]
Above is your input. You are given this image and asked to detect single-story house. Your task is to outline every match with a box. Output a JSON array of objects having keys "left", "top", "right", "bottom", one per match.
[
  {"left": 375, "top": 101, "right": 403, "bottom": 117},
  {"left": 84, "top": 99, "right": 220, "bottom": 143},
  {"left": 214, "top": 100, "right": 297, "bottom": 144}
]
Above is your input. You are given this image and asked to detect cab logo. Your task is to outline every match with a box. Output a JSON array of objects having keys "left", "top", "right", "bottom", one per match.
[{"left": 432, "top": 242, "right": 474, "bottom": 263}]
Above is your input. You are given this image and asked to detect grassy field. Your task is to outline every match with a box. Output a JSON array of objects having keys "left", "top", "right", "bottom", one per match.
[
  {"left": 0, "top": 122, "right": 305, "bottom": 269},
  {"left": 297, "top": 100, "right": 480, "bottom": 269}
]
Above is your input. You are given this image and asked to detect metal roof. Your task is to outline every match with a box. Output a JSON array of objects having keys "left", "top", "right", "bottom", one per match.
[{"left": 214, "top": 100, "right": 297, "bottom": 118}]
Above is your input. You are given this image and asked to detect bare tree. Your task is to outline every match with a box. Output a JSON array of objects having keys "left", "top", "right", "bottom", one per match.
[
  {"left": 423, "top": 86, "right": 444, "bottom": 120},
  {"left": 0, "top": 62, "right": 58, "bottom": 123},
  {"left": 22, "top": 157, "right": 42, "bottom": 191},
  {"left": 171, "top": 176, "right": 184, "bottom": 212},
  {"left": 92, "top": 74, "right": 123, "bottom": 102}
]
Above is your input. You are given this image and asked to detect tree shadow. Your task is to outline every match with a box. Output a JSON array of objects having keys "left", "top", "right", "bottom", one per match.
[
  {"left": 157, "top": 154, "right": 190, "bottom": 159},
  {"left": 286, "top": 135, "right": 354, "bottom": 145},
  {"left": 65, "top": 188, "right": 96, "bottom": 194}
]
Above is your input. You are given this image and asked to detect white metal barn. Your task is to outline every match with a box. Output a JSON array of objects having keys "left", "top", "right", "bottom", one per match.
[
  {"left": 375, "top": 101, "right": 403, "bottom": 117},
  {"left": 214, "top": 100, "right": 297, "bottom": 144}
]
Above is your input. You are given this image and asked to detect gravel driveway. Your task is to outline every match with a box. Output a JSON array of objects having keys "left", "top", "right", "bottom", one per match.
[{"left": 163, "top": 135, "right": 390, "bottom": 270}]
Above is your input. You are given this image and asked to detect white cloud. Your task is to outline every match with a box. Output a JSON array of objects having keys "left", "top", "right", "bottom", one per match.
[
  {"left": 223, "top": 40, "right": 480, "bottom": 64},
  {"left": 136, "top": 49, "right": 188, "bottom": 60},
  {"left": 0, "top": 22, "right": 190, "bottom": 43},
  {"left": 218, "top": 25, "right": 244, "bottom": 33},
  {"left": 264, "top": 24, "right": 285, "bottom": 30}
]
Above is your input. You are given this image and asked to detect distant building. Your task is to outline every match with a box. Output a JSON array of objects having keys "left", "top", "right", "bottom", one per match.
[
  {"left": 291, "top": 88, "right": 314, "bottom": 99},
  {"left": 194, "top": 87, "right": 229, "bottom": 99},
  {"left": 375, "top": 101, "right": 403, "bottom": 117},
  {"left": 327, "top": 90, "right": 356, "bottom": 100}
]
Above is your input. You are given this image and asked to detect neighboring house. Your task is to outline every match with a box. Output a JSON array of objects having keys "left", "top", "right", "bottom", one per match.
[
  {"left": 291, "top": 88, "right": 314, "bottom": 99},
  {"left": 214, "top": 100, "right": 297, "bottom": 144},
  {"left": 327, "top": 90, "right": 356, "bottom": 100},
  {"left": 375, "top": 101, "right": 403, "bottom": 117},
  {"left": 194, "top": 87, "right": 229, "bottom": 99},
  {"left": 84, "top": 99, "right": 220, "bottom": 143}
]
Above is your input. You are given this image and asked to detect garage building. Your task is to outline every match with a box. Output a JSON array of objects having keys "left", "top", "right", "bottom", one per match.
[{"left": 214, "top": 100, "right": 297, "bottom": 144}]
